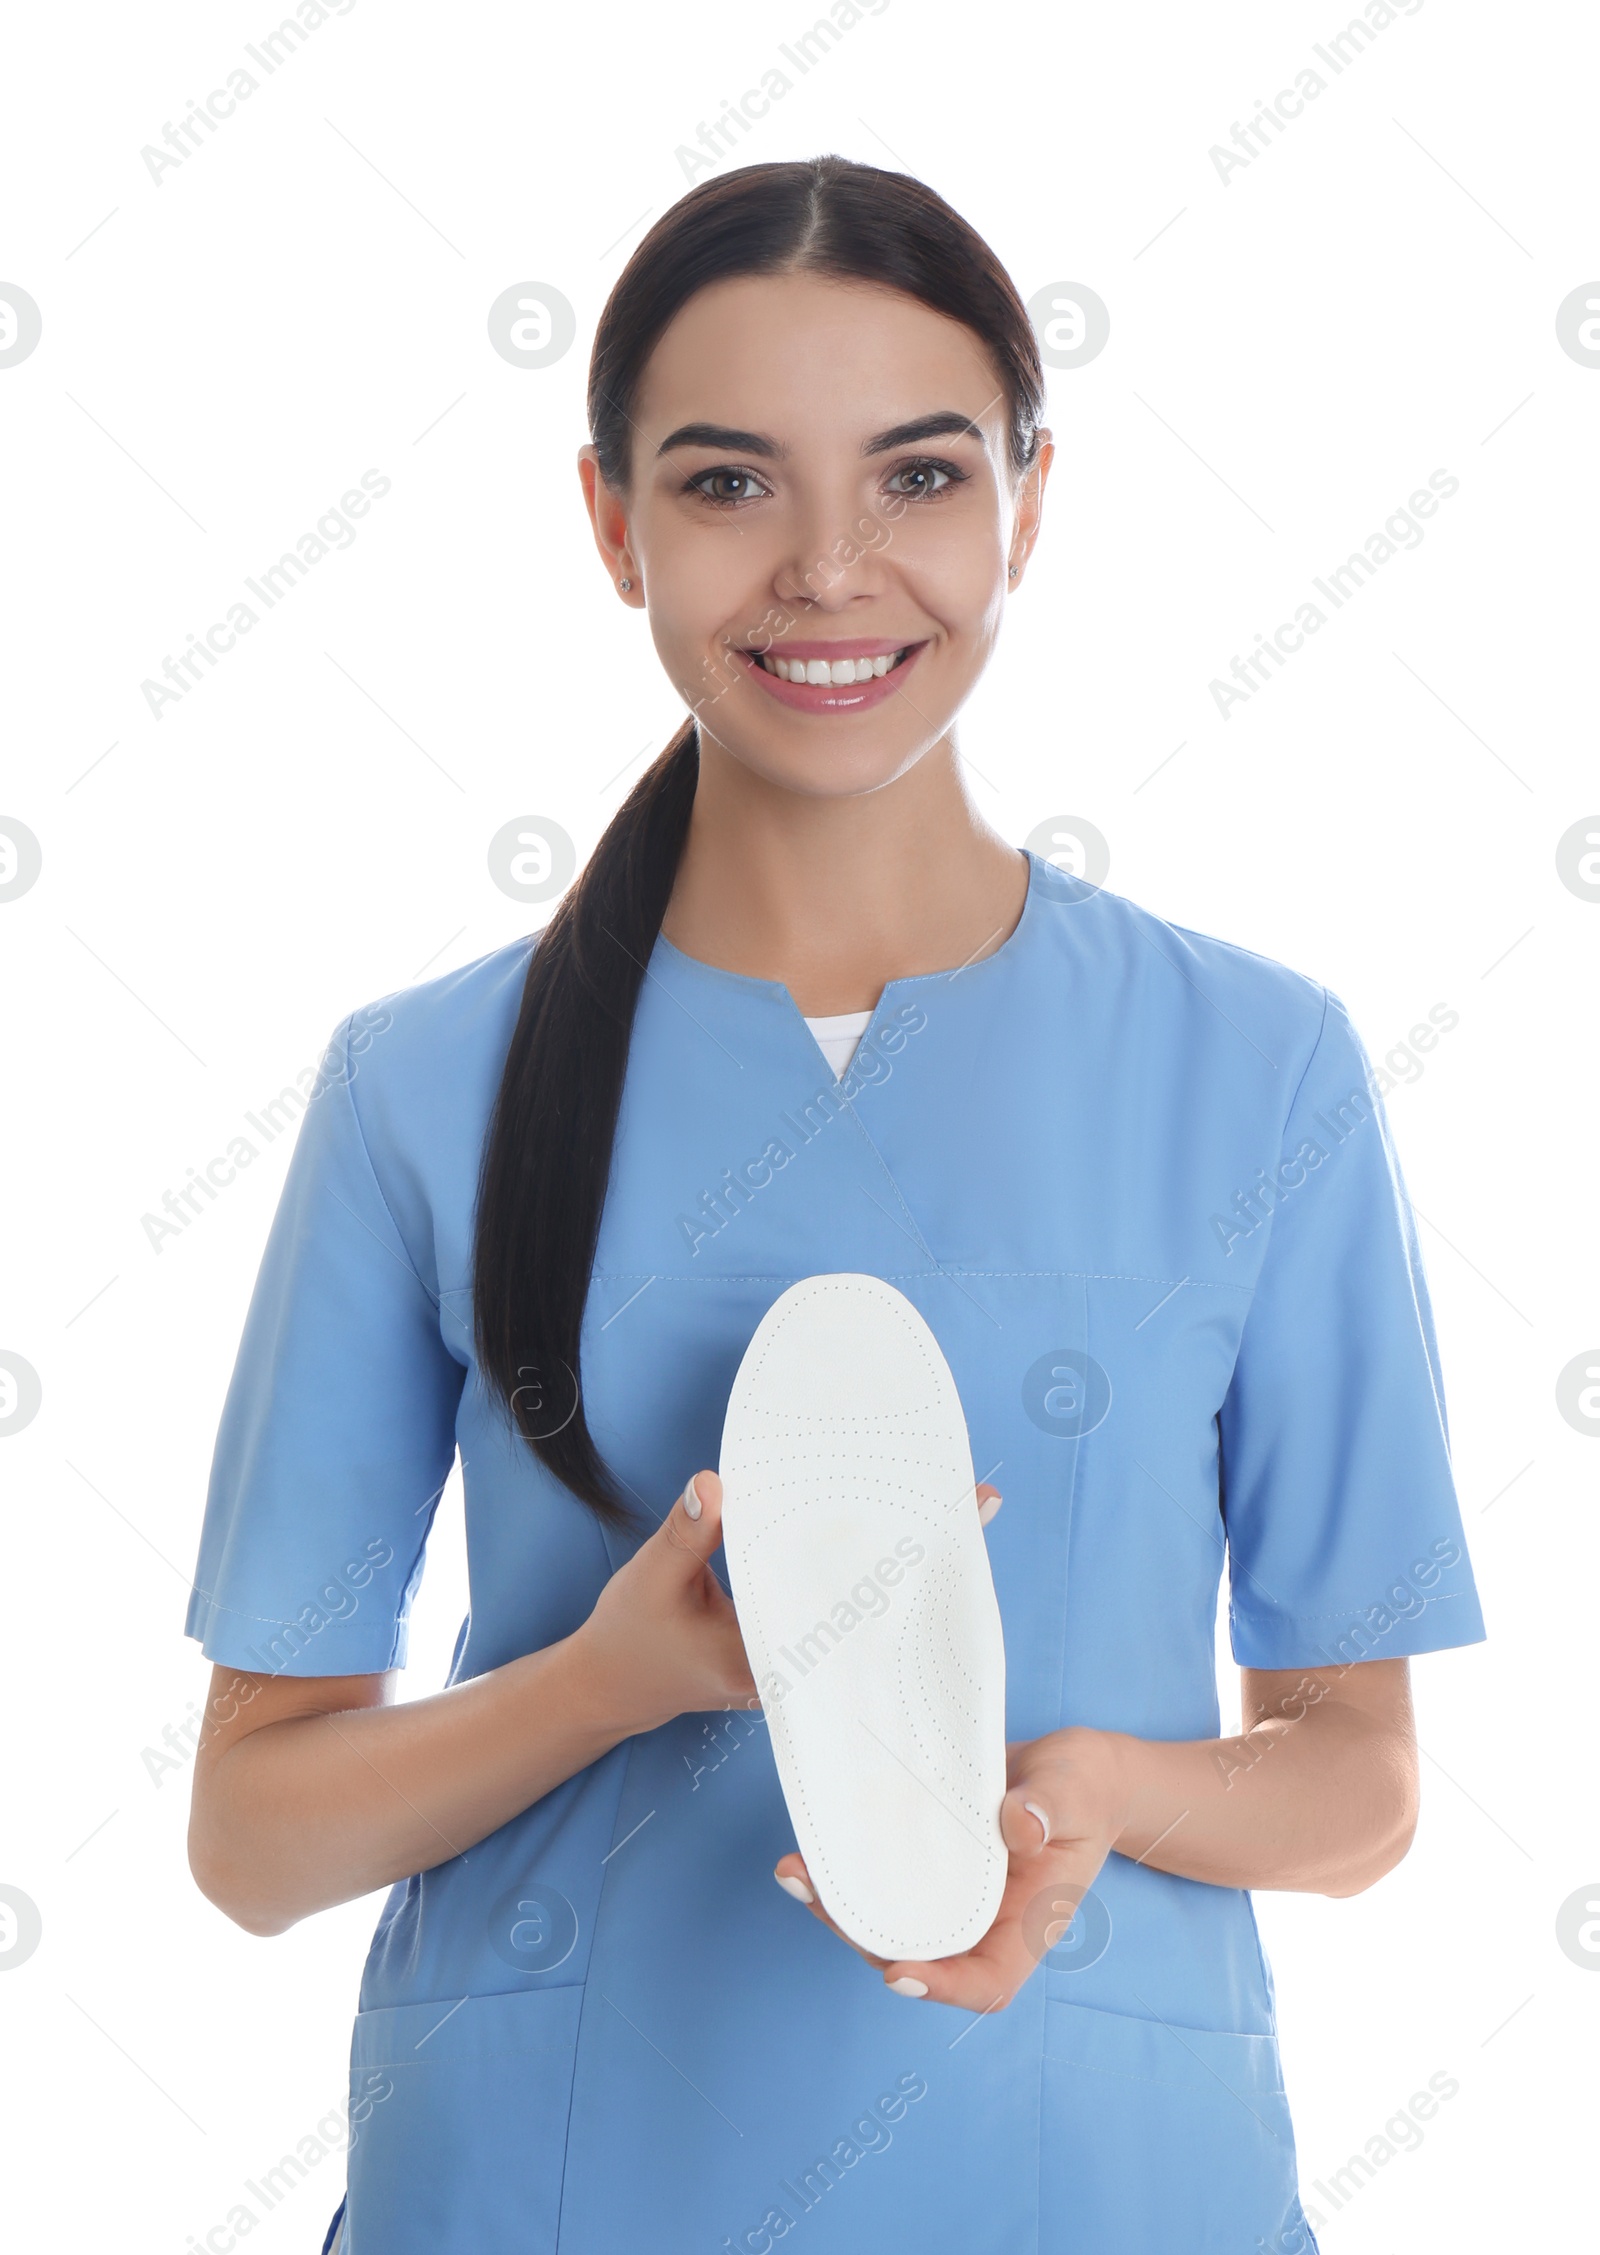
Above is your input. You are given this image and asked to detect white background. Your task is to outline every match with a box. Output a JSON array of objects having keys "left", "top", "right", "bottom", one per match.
[{"left": 2, "top": 0, "right": 1595, "bottom": 2247}]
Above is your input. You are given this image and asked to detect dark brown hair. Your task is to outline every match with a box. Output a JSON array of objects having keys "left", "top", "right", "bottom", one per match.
[{"left": 473, "top": 155, "right": 1044, "bottom": 1525}]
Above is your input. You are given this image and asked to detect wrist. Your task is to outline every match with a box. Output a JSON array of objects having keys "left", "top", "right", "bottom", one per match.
[
  {"left": 545, "top": 1623, "right": 651, "bottom": 1747},
  {"left": 1043, "top": 1723, "right": 1138, "bottom": 1842}
]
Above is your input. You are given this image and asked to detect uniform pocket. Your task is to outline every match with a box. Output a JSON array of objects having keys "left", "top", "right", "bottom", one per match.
[
  {"left": 343, "top": 1985, "right": 584, "bottom": 2255},
  {"left": 1038, "top": 1993, "right": 1317, "bottom": 2254}
]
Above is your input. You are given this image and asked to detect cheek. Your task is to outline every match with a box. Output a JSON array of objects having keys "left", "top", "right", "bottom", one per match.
[{"left": 889, "top": 505, "right": 1008, "bottom": 630}]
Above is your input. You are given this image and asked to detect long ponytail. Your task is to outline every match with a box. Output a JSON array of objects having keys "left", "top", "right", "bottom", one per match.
[
  {"left": 473, "top": 155, "right": 1044, "bottom": 1521},
  {"left": 473, "top": 720, "right": 698, "bottom": 1526}
]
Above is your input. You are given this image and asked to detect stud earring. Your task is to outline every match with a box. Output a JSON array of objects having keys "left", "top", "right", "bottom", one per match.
[
  {"left": 1008, "top": 565, "right": 1018, "bottom": 578},
  {"left": 619, "top": 575, "right": 632, "bottom": 591}
]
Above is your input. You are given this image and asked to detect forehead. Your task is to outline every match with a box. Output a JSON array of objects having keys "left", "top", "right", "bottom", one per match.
[{"left": 633, "top": 272, "right": 1008, "bottom": 444}]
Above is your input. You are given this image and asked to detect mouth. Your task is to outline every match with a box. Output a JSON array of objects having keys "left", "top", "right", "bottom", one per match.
[{"left": 734, "top": 638, "right": 927, "bottom": 712}]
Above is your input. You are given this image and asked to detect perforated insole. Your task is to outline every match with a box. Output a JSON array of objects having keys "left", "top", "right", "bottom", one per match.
[{"left": 720, "top": 1274, "right": 1008, "bottom": 1961}]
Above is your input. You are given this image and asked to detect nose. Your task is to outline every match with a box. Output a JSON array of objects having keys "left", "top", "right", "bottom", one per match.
[{"left": 771, "top": 493, "right": 891, "bottom": 615}]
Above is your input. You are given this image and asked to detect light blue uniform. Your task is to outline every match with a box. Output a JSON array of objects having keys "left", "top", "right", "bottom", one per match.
[{"left": 186, "top": 852, "right": 1486, "bottom": 2253}]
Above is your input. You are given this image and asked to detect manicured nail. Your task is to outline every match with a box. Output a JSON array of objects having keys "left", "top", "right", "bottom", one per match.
[
  {"left": 774, "top": 1871, "right": 813, "bottom": 1905},
  {"left": 1024, "top": 1800, "right": 1051, "bottom": 1845},
  {"left": 978, "top": 1492, "right": 1002, "bottom": 1526},
  {"left": 888, "top": 1976, "right": 929, "bottom": 1997},
  {"left": 682, "top": 1475, "right": 703, "bottom": 1520}
]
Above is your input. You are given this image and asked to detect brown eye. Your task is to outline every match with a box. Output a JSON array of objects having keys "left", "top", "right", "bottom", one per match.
[
  {"left": 884, "top": 458, "right": 961, "bottom": 499},
  {"left": 691, "top": 468, "right": 766, "bottom": 504}
]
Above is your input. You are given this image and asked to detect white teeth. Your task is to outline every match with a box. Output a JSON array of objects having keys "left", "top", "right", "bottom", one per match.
[{"left": 755, "top": 648, "right": 908, "bottom": 684}]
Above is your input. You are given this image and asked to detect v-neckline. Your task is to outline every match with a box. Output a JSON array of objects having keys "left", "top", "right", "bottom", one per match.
[{"left": 651, "top": 848, "right": 1057, "bottom": 1051}]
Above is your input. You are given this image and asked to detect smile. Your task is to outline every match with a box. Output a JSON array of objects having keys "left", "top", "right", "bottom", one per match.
[{"left": 735, "top": 639, "right": 925, "bottom": 712}]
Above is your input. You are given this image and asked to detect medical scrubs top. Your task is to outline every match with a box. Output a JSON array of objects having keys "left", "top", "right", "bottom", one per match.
[{"left": 186, "top": 852, "right": 1486, "bottom": 2255}]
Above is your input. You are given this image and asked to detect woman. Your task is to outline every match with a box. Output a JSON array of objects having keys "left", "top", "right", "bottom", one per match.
[{"left": 185, "top": 156, "right": 1485, "bottom": 2254}]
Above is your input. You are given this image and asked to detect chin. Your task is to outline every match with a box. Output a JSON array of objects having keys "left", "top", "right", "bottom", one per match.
[{"left": 713, "top": 723, "right": 935, "bottom": 802}]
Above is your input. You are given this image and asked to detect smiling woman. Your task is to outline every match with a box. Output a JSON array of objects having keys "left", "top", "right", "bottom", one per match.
[{"left": 183, "top": 154, "right": 1486, "bottom": 2255}]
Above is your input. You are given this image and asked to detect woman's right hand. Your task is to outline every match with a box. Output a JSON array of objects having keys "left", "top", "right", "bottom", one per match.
[{"left": 572, "top": 1470, "right": 760, "bottom": 1737}]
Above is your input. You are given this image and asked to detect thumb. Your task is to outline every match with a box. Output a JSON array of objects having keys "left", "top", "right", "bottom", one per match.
[
  {"left": 659, "top": 1469, "right": 724, "bottom": 1570},
  {"left": 999, "top": 1779, "right": 1056, "bottom": 1860}
]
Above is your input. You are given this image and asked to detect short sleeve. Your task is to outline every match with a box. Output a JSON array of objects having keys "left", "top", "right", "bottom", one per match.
[
  {"left": 185, "top": 1012, "right": 466, "bottom": 1676},
  {"left": 1219, "top": 988, "right": 1487, "bottom": 1669}
]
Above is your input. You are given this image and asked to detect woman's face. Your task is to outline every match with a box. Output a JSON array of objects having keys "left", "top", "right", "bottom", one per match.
[{"left": 579, "top": 273, "right": 1051, "bottom": 802}]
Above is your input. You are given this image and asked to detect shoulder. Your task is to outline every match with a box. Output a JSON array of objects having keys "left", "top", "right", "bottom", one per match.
[
  {"left": 1052, "top": 869, "right": 1328, "bottom": 1032},
  {"left": 318, "top": 932, "right": 537, "bottom": 1152}
]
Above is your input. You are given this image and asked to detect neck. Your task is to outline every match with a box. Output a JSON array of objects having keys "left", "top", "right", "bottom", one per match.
[{"left": 660, "top": 729, "right": 1029, "bottom": 1015}]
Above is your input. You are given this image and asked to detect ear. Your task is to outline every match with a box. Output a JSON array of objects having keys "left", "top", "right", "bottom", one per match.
[
  {"left": 577, "top": 444, "right": 644, "bottom": 605},
  {"left": 1006, "top": 428, "right": 1055, "bottom": 585}
]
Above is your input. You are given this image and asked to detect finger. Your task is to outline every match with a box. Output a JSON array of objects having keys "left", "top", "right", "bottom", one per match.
[
  {"left": 879, "top": 1930, "right": 1027, "bottom": 2011},
  {"left": 772, "top": 1854, "right": 891, "bottom": 1970},
  {"left": 975, "top": 1483, "right": 1003, "bottom": 1528},
  {"left": 999, "top": 1781, "right": 1054, "bottom": 1858},
  {"left": 772, "top": 1850, "right": 814, "bottom": 1906},
  {"left": 661, "top": 1470, "right": 723, "bottom": 1565},
  {"left": 879, "top": 1887, "right": 1056, "bottom": 2011}
]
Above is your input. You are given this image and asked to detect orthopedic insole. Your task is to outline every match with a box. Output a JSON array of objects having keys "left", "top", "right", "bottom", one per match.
[{"left": 720, "top": 1274, "right": 1008, "bottom": 1961}]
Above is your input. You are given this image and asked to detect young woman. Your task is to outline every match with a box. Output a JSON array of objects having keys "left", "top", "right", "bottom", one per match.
[{"left": 185, "top": 157, "right": 1485, "bottom": 2255}]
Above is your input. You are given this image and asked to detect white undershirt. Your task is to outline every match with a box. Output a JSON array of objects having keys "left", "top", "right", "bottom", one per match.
[{"left": 804, "top": 1009, "right": 873, "bottom": 1079}]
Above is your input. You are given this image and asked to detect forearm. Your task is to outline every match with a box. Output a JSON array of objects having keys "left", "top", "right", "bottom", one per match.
[
  {"left": 1103, "top": 1698, "right": 1418, "bottom": 1896},
  {"left": 191, "top": 1631, "right": 631, "bottom": 1934}
]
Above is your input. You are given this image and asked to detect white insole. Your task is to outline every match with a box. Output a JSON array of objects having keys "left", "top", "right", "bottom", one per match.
[{"left": 720, "top": 1273, "right": 1008, "bottom": 1960}]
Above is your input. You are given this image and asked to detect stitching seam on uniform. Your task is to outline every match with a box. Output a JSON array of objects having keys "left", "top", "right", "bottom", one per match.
[
  {"left": 336, "top": 1016, "right": 441, "bottom": 1304},
  {"left": 593, "top": 1269, "right": 1253, "bottom": 1292}
]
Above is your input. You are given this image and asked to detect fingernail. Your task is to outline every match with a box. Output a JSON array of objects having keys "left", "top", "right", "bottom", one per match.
[
  {"left": 888, "top": 1976, "right": 929, "bottom": 1997},
  {"left": 775, "top": 1870, "right": 813, "bottom": 1904},
  {"left": 978, "top": 1492, "right": 1002, "bottom": 1526},
  {"left": 1024, "top": 1799, "right": 1051, "bottom": 1845},
  {"left": 682, "top": 1475, "right": 703, "bottom": 1520}
]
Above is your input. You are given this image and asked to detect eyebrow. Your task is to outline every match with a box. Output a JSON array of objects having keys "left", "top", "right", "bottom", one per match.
[{"left": 653, "top": 410, "right": 988, "bottom": 461}]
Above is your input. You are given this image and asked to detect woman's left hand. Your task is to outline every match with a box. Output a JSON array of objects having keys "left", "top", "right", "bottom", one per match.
[{"left": 773, "top": 1722, "right": 1130, "bottom": 2011}]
